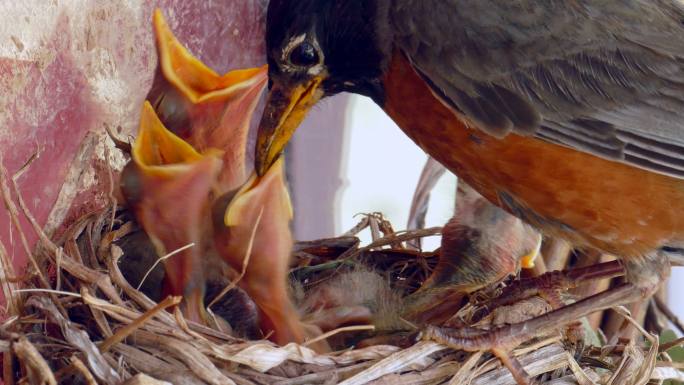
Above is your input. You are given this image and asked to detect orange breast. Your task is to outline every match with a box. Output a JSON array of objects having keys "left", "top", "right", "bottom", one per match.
[{"left": 381, "top": 51, "right": 684, "bottom": 257}]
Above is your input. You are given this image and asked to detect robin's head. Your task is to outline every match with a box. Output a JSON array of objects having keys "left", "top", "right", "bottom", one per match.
[{"left": 255, "top": 0, "right": 392, "bottom": 175}]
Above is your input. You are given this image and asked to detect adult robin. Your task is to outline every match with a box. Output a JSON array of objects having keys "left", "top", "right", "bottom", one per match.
[{"left": 254, "top": 1, "right": 684, "bottom": 380}]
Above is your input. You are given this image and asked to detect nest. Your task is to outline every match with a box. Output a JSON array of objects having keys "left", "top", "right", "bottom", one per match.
[{"left": 1, "top": 160, "right": 684, "bottom": 385}]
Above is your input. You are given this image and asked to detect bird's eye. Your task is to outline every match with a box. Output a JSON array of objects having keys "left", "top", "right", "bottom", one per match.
[{"left": 288, "top": 42, "right": 320, "bottom": 67}]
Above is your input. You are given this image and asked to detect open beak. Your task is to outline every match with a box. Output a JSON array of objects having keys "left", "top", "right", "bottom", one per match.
[
  {"left": 121, "top": 102, "right": 221, "bottom": 323},
  {"left": 255, "top": 76, "right": 325, "bottom": 176},
  {"left": 212, "top": 158, "right": 312, "bottom": 346},
  {"left": 150, "top": 9, "right": 267, "bottom": 190},
  {"left": 152, "top": 9, "right": 266, "bottom": 106}
]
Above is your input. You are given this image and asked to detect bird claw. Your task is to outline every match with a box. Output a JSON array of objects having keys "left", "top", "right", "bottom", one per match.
[
  {"left": 419, "top": 324, "right": 536, "bottom": 384},
  {"left": 415, "top": 259, "right": 658, "bottom": 385},
  {"left": 480, "top": 260, "right": 624, "bottom": 313}
]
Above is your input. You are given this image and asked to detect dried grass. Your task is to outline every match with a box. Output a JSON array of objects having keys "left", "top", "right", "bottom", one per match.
[{"left": 1, "top": 158, "right": 684, "bottom": 385}]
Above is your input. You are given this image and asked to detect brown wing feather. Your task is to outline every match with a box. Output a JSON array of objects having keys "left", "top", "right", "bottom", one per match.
[{"left": 391, "top": 0, "right": 684, "bottom": 178}]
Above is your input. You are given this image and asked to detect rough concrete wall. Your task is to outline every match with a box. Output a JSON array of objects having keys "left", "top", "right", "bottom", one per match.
[{"left": 0, "top": 0, "right": 268, "bottom": 310}]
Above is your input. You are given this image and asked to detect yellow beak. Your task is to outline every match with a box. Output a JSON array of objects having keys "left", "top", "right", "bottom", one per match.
[{"left": 254, "top": 76, "right": 325, "bottom": 176}]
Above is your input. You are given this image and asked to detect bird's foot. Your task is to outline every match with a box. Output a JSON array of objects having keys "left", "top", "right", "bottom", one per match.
[
  {"left": 421, "top": 280, "right": 649, "bottom": 385},
  {"left": 419, "top": 324, "right": 539, "bottom": 385},
  {"left": 480, "top": 260, "right": 624, "bottom": 314}
]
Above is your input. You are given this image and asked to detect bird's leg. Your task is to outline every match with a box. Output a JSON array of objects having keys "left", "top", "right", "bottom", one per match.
[
  {"left": 421, "top": 253, "right": 669, "bottom": 385},
  {"left": 422, "top": 283, "right": 638, "bottom": 384},
  {"left": 622, "top": 251, "right": 671, "bottom": 299},
  {"left": 468, "top": 259, "right": 623, "bottom": 345},
  {"left": 422, "top": 283, "right": 641, "bottom": 349},
  {"left": 481, "top": 259, "right": 624, "bottom": 312},
  {"left": 492, "top": 348, "right": 537, "bottom": 385}
]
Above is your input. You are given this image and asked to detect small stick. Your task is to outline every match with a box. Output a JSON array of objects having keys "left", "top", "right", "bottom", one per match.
[
  {"left": 103, "top": 143, "right": 118, "bottom": 233},
  {"left": 12, "top": 148, "right": 40, "bottom": 181},
  {"left": 3, "top": 350, "right": 15, "bottom": 385},
  {"left": 136, "top": 243, "right": 196, "bottom": 291},
  {"left": 492, "top": 347, "right": 536, "bottom": 385},
  {"left": 660, "top": 337, "right": 684, "bottom": 353},
  {"left": 0, "top": 241, "right": 21, "bottom": 316},
  {"left": 70, "top": 356, "right": 98, "bottom": 385},
  {"left": 14, "top": 289, "right": 82, "bottom": 298},
  {"left": 340, "top": 227, "right": 442, "bottom": 260},
  {"left": 12, "top": 336, "right": 57, "bottom": 385},
  {"left": 208, "top": 207, "right": 264, "bottom": 309},
  {"left": 55, "top": 247, "right": 63, "bottom": 291},
  {"left": 653, "top": 294, "right": 684, "bottom": 336},
  {"left": 0, "top": 159, "right": 51, "bottom": 291},
  {"left": 99, "top": 295, "right": 182, "bottom": 352},
  {"left": 104, "top": 124, "right": 132, "bottom": 154},
  {"left": 342, "top": 215, "right": 370, "bottom": 237},
  {"left": 369, "top": 214, "right": 381, "bottom": 241},
  {"left": 302, "top": 325, "right": 375, "bottom": 347}
]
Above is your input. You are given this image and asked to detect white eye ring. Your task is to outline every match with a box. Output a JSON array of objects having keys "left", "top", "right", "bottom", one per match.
[{"left": 280, "top": 33, "right": 325, "bottom": 75}]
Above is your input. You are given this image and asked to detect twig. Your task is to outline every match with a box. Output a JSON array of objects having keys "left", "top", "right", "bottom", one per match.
[
  {"left": 14, "top": 288, "right": 82, "bottom": 298},
  {"left": 12, "top": 336, "right": 56, "bottom": 385},
  {"left": 70, "top": 356, "right": 98, "bottom": 385},
  {"left": 302, "top": 325, "right": 375, "bottom": 347},
  {"left": 208, "top": 207, "right": 264, "bottom": 309},
  {"left": 406, "top": 157, "right": 447, "bottom": 249},
  {"left": 107, "top": 246, "right": 188, "bottom": 329},
  {"left": 447, "top": 351, "right": 483, "bottom": 385},
  {"left": 612, "top": 306, "right": 657, "bottom": 344},
  {"left": 12, "top": 148, "right": 40, "bottom": 181},
  {"left": 653, "top": 294, "right": 684, "bottom": 336},
  {"left": 27, "top": 295, "right": 122, "bottom": 384},
  {"left": 659, "top": 337, "right": 684, "bottom": 353},
  {"left": 103, "top": 143, "right": 118, "bottom": 233},
  {"left": 131, "top": 330, "right": 235, "bottom": 385},
  {"left": 55, "top": 246, "right": 63, "bottom": 291},
  {"left": 136, "top": 242, "right": 196, "bottom": 291},
  {"left": 0, "top": 240, "right": 21, "bottom": 316},
  {"left": 651, "top": 366, "right": 684, "bottom": 382},
  {"left": 104, "top": 124, "right": 132, "bottom": 154},
  {"left": 369, "top": 214, "right": 381, "bottom": 241},
  {"left": 339, "top": 341, "right": 446, "bottom": 385},
  {"left": 342, "top": 215, "right": 370, "bottom": 237},
  {"left": 273, "top": 361, "right": 373, "bottom": 385},
  {"left": 99, "top": 295, "right": 182, "bottom": 352},
  {"left": 3, "top": 349, "right": 15, "bottom": 385},
  {"left": 0, "top": 158, "right": 51, "bottom": 291},
  {"left": 340, "top": 227, "right": 442, "bottom": 260}
]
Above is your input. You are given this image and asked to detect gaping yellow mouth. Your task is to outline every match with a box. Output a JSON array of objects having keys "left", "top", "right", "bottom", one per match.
[
  {"left": 153, "top": 9, "right": 266, "bottom": 104},
  {"left": 224, "top": 157, "right": 293, "bottom": 228}
]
